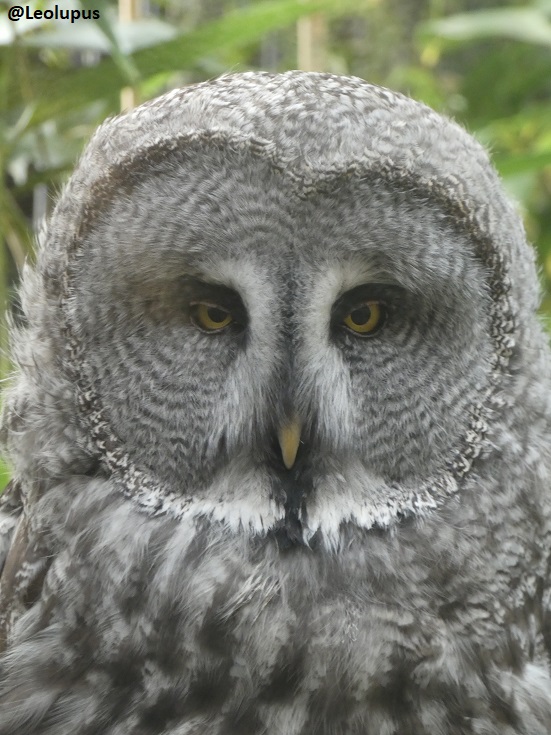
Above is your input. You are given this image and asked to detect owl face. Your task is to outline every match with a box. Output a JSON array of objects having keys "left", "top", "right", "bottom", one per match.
[{"left": 70, "top": 141, "right": 493, "bottom": 545}]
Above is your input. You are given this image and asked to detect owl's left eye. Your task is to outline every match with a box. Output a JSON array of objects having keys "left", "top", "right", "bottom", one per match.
[
  {"left": 343, "top": 301, "right": 385, "bottom": 336},
  {"left": 191, "top": 303, "right": 233, "bottom": 332}
]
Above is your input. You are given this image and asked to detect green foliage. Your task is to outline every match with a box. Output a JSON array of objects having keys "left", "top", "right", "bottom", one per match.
[{"left": 0, "top": 457, "right": 10, "bottom": 494}]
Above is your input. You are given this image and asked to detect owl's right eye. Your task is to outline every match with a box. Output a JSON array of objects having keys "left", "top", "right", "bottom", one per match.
[
  {"left": 343, "top": 301, "right": 384, "bottom": 335},
  {"left": 190, "top": 303, "right": 233, "bottom": 332}
]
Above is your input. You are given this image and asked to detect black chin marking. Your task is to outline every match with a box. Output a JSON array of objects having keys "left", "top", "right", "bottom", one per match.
[
  {"left": 268, "top": 450, "right": 313, "bottom": 550},
  {"left": 270, "top": 514, "right": 306, "bottom": 550}
]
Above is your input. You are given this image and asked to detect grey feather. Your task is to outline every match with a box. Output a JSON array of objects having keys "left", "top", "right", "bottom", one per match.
[{"left": 1, "top": 71, "right": 550, "bottom": 734}]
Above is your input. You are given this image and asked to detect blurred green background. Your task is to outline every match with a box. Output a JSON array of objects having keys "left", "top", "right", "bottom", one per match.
[{"left": 2, "top": 0, "right": 551, "bottom": 488}]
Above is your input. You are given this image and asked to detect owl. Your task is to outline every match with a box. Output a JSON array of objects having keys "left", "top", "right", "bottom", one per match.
[{"left": 0, "top": 70, "right": 550, "bottom": 735}]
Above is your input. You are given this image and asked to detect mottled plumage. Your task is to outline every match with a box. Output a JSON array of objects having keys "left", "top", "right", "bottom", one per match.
[{"left": 0, "top": 71, "right": 551, "bottom": 734}]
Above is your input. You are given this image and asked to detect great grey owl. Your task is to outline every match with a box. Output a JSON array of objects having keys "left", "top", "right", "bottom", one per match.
[{"left": 0, "top": 70, "right": 550, "bottom": 735}]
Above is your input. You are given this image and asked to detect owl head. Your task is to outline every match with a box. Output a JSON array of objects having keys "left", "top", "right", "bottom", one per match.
[{"left": 2, "top": 72, "right": 540, "bottom": 549}]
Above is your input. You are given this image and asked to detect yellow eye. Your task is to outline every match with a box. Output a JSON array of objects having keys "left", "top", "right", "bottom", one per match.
[
  {"left": 191, "top": 303, "right": 233, "bottom": 332},
  {"left": 343, "top": 301, "right": 384, "bottom": 335}
]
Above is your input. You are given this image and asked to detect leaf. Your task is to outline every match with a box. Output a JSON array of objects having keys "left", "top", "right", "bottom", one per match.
[
  {"left": 422, "top": 6, "right": 551, "bottom": 47},
  {"left": 2, "top": 8, "right": 177, "bottom": 54}
]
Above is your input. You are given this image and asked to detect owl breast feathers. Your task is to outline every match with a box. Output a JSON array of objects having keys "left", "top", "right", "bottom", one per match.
[{"left": 0, "top": 71, "right": 551, "bottom": 735}]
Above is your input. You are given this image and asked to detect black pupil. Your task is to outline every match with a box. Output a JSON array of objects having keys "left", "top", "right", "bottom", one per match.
[
  {"left": 350, "top": 305, "right": 371, "bottom": 325},
  {"left": 208, "top": 307, "right": 228, "bottom": 324}
]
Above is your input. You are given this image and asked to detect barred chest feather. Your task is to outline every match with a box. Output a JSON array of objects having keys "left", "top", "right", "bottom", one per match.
[{"left": 1, "top": 471, "right": 551, "bottom": 735}]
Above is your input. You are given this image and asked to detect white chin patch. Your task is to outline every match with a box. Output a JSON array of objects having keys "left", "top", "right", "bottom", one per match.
[{"left": 118, "top": 455, "right": 455, "bottom": 551}]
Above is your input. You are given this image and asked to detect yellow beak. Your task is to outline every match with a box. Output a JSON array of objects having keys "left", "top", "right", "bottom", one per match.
[{"left": 278, "top": 418, "right": 302, "bottom": 469}]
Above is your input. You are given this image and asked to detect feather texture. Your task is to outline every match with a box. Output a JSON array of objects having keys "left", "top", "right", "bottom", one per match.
[{"left": 1, "top": 72, "right": 550, "bottom": 734}]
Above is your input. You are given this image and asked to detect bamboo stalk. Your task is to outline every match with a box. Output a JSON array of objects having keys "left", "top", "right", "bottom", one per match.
[
  {"left": 297, "top": 4, "right": 328, "bottom": 71},
  {"left": 119, "top": 0, "right": 141, "bottom": 110}
]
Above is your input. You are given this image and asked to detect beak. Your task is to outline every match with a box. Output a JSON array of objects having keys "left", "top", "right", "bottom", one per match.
[{"left": 278, "top": 417, "right": 302, "bottom": 470}]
